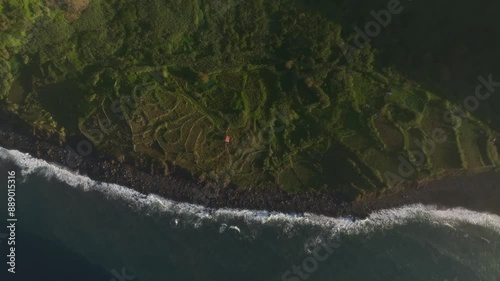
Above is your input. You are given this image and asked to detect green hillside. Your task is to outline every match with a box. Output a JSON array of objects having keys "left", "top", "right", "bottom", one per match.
[{"left": 1, "top": 0, "right": 499, "bottom": 199}]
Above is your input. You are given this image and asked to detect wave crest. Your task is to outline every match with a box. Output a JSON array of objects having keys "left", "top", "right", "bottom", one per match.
[{"left": 2, "top": 147, "right": 500, "bottom": 236}]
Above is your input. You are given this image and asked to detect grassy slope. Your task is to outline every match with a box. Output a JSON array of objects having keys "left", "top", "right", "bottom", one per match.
[{"left": 1, "top": 0, "right": 499, "bottom": 199}]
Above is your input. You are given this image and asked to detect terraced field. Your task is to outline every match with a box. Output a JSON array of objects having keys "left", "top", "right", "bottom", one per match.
[{"left": 1, "top": 0, "right": 500, "bottom": 198}]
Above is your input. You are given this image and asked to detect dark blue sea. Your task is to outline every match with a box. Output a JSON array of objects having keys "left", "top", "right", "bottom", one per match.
[{"left": 1, "top": 148, "right": 499, "bottom": 281}]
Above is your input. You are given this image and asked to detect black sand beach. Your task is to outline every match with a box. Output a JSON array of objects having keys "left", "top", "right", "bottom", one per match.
[{"left": 1, "top": 109, "right": 499, "bottom": 218}]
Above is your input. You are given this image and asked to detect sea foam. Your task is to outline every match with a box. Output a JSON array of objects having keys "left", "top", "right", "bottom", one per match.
[{"left": 2, "top": 147, "right": 500, "bottom": 237}]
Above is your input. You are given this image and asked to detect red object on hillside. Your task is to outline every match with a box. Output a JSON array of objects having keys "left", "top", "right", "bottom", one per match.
[{"left": 224, "top": 136, "right": 231, "bottom": 143}]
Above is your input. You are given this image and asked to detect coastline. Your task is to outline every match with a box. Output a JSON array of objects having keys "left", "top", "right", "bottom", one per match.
[
  {"left": 354, "top": 171, "right": 500, "bottom": 216},
  {"left": 1, "top": 109, "right": 499, "bottom": 218}
]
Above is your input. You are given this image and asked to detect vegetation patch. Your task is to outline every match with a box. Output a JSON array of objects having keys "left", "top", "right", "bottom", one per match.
[{"left": 1, "top": 0, "right": 499, "bottom": 197}]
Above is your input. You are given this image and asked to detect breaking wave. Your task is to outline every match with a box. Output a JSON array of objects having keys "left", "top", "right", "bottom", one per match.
[{"left": 2, "top": 147, "right": 500, "bottom": 237}]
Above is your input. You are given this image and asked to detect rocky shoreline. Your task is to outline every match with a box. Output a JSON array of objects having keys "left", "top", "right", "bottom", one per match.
[{"left": 1, "top": 109, "right": 499, "bottom": 218}]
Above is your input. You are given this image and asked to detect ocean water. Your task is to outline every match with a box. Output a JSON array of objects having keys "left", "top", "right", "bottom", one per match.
[{"left": 1, "top": 147, "right": 499, "bottom": 281}]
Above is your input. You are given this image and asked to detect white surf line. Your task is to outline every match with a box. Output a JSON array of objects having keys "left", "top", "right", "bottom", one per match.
[
  {"left": 2, "top": 147, "right": 500, "bottom": 236},
  {"left": 228, "top": 225, "right": 241, "bottom": 233}
]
